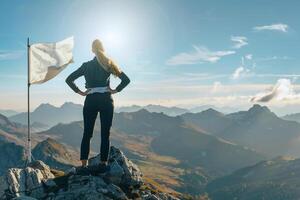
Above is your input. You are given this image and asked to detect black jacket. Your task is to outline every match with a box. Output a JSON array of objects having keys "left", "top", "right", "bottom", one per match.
[{"left": 66, "top": 57, "right": 130, "bottom": 93}]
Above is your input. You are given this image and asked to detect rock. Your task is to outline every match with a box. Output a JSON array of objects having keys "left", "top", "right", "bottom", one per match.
[
  {"left": 12, "top": 197, "right": 38, "bottom": 200},
  {"left": 64, "top": 166, "right": 76, "bottom": 175},
  {"left": 105, "top": 160, "right": 124, "bottom": 185},
  {"left": 106, "top": 183, "right": 128, "bottom": 200},
  {"left": 5, "top": 160, "right": 55, "bottom": 199},
  {"left": 110, "top": 147, "right": 143, "bottom": 188},
  {"left": 24, "top": 167, "right": 44, "bottom": 198},
  {"left": 3, "top": 146, "right": 180, "bottom": 200},
  {"left": 44, "top": 175, "right": 127, "bottom": 200},
  {"left": 27, "top": 160, "right": 54, "bottom": 179},
  {"left": 89, "top": 146, "right": 143, "bottom": 188},
  {"left": 42, "top": 179, "right": 56, "bottom": 188},
  {"left": 6, "top": 168, "right": 26, "bottom": 197},
  {"left": 143, "top": 194, "right": 160, "bottom": 200}
]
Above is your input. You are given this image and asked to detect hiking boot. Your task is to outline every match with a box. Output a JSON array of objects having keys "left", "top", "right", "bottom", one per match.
[{"left": 75, "top": 166, "right": 90, "bottom": 176}]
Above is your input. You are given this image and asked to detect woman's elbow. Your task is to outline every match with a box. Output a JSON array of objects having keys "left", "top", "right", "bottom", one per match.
[
  {"left": 126, "top": 77, "right": 131, "bottom": 85},
  {"left": 65, "top": 76, "right": 72, "bottom": 85}
]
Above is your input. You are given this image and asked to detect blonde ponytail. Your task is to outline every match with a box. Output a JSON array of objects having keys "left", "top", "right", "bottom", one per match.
[{"left": 92, "top": 39, "right": 122, "bottom": 77}]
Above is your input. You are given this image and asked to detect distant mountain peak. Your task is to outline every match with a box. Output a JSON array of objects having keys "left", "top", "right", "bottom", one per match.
[
  {"left": 0, "top": 113, "right": 9, "bottom": 122},
  {"left": 247, "top": 104, "right": 279, "bottom": 119},
  {"left": 34, "top": 103, "right": 56, "bottom": 112},
  {"left": 201, "top": 108, "right": 224, "bottom": 116},
  {"left": 39, "top": 103, "right": 53, "bottom": 107},
  {"left": 0, "top": 113, "right": 19, "bottom": 131},
  {"left": 134, "top": 108, "right": 151, "bottom": 114},
  {"left": 61, "top": 102, "right": 82, "bottom": 108},
  {"left": 248, "top": 104, "right": 271, "bottom": 113},
  {"left": 227, "top": 104, "right": 277, "bottom": 121},
  {"left": 34, "top": 138, "right": 68, "bottom": 157}
]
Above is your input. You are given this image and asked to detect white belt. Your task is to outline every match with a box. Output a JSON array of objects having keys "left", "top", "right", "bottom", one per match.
[{"left": 87, "top": 86, "right": 109, "bottom": 94}]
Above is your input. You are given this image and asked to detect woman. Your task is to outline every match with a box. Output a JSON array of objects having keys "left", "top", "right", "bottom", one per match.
[{"left": 66, "top": 39, "right": 130, "bottom": 174}]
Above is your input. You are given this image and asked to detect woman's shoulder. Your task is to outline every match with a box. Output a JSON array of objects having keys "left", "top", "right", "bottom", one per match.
[
  {"left": 83, "top": 57, "right": 96, "bottom": 65},
  {"left": 81, "top": 58, "right": 96, "bottom": 69}
]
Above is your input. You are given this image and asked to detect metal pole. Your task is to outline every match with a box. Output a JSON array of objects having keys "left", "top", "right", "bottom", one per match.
[{"left": 27, "top": 37, "right": 31, "bottom": 163}]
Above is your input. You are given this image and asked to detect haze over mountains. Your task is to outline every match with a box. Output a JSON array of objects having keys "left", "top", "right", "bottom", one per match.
[
  {"left": 182, "top": 105, "right": 300, "bottom": 157},
  {"left": 8, "top": 103, "right": 236, "bottom": 128},
  {"left": 0, "top": 109, "right": 18, "bottom": 117},
  {"left": 206, "top": 156, "right": 300, "bottom": 200},
  {"left": 5, "top": 102, "right": 300, "bottom": 125},
  {"left": 33, "top": 108, "right": 265, "bottom": 194},
  {"left": 282, "top": 113, "right": 300, "bottom": 123},
  {"left": 2, "top": 103, "right": 300, "bottom": 198},
  {"left": 8, "top": 103, "right": 236, "bottom": 130},
  {"left": 9, "top": 102, "right": 83, "bottom": 128}
]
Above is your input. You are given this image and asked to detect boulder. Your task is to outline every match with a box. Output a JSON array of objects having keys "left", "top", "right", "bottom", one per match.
[
  {"left": 3, "top": 146, "right": 180, "bottom": 200},
  {"left": 5, "top": 160, "right": 54, "bottom": 199},
  {"left": 89, "top": 146, "right": 143, "bottom": 188}
]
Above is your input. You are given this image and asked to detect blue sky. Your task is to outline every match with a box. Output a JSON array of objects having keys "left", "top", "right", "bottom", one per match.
[{"left": 0, "top": 0, "right": 300, "bottom": 112}]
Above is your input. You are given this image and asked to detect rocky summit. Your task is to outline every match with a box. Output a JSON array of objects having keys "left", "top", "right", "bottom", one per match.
[{"left": 1, "top": 146, "right": 180, "bottom": 200}]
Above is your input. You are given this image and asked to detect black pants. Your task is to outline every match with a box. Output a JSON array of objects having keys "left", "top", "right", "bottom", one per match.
[{"left": 80, "top": 92, "right": 114, "bottom": 161}]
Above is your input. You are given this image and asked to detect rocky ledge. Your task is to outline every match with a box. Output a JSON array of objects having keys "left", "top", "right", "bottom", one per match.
[{"left": 1, "top": 146, "right": 180, "bottom": 200}]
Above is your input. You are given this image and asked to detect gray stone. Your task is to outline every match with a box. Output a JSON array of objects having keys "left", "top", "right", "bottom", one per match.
[
  {"left": 42, "top": 179, "right": 56, "bottom": 188},
  {"left": 110, "top": 147, "right": 143, "bottom": 188},
  {"left": 105, "top": 160, "right": 124, "bottom": 185},
  {"left": 12, "top": 197, "right": 38, "bottom": 200},
  {"left": 143, "top": 194, "right": 160, "bottom": 200},
  {"left": 6, "top": 168, "right": 26, "bottom": 197},
  {"left": 4, "top": 147, "right": 179, "bottom": 200},
  {"left": 24, "top": 167, "right": 44, "bottom": 199},
  {"left": 64, "top": 166, "right": 76, "bottom": 175},
  {"left": 27, "top": 160, "right": 55, "bottom": 179},
  {"left": 106, "top": 183, "right": 128, "bottom": 200},
  {"left": 89, "top": 146, "right": 143, "bottom": 188},
  {"left": 5, "top": 161, "right": 55, "bottom": 199}
]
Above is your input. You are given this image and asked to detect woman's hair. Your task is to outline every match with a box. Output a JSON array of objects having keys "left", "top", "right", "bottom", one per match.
[{"left": 92, "top": 39, "right": 122, "bottom": 77}]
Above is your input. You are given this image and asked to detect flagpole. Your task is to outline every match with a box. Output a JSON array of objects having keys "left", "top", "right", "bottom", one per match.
[{"left": 27, "top": 37, "right": 31, "bottom": 164}]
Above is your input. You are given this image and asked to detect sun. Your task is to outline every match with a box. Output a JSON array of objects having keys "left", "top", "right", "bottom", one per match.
[{"left": 101, "top": 30, "right": 125, "bottom": 51}]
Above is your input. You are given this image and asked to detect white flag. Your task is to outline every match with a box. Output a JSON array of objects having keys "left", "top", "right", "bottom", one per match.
[{"left": 29, "top": 37, "right": 74, "bottom": 84}]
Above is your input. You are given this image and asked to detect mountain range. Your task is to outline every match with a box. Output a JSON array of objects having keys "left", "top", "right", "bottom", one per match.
[
  {"left": 0, "top": 109, "right": 19, "bottom": 117},
  {"left": 9, "top": 102, "right": 83, "bottom": 128},
  {"left": 34, "top": 108, "right": 266, "bottom": 195},
  {"left": 3, "top": 103, "right": 300, "bottom": 198},
  {"left": 8, "top": 102, "right": 300, "bottom": 128},
  {"left": 282, "top": 112, "right": 300, "bottom": 123},
  {"left": 0, "top": 137, "right": 77, "bottom": 175},
  {"left": 182, "top": 104, "right": 300, "bottom": 157},
  {"left": 8, "top": 102, "right": 238, "bottom": 128},
  {"left": 206, "top": 156, "right": 300, "bottom": 200}
]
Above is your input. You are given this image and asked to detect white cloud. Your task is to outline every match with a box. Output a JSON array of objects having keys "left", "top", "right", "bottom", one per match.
[
  {"left": 0, "top": 50, "right": 24, "bottom": 61},
  {"left": 232, "top": 67, "right": 246, "bottom": 79},
  {"left": 251, "top": 79, "right": 300, "bottom": 102},
  {"left": 253, "top": 23, "right": 289, "bottom": 32},
  {"left": 231, "top": 56, "right": 251, "bottom": 80},
  {"left": 245, "top": 54, "right": 253, "bottom": 60},
  {"left": 231, "top": 36, "right": 248, "bottom": 49},
  {"left": 166, "top": 46, "right": 235, "bottom": 65},
  {"left": 231, "top": 55, "right": 255, "bottom": 80}
]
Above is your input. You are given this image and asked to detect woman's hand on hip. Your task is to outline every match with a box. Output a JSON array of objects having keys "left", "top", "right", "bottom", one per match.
[
  {"left": 77, "top": 89, "right": 90, "bottom": 96},
  {"left": 108, "top": 86, "right": 118, "bottom": 94}
]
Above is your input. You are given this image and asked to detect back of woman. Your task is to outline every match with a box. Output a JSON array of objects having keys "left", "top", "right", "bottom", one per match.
[
  {"left": 81, "top": 58, "right": 111, "bottom": 88},
  {"left": 65, "top": 39, "right": 130, "bottom": 175}
]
